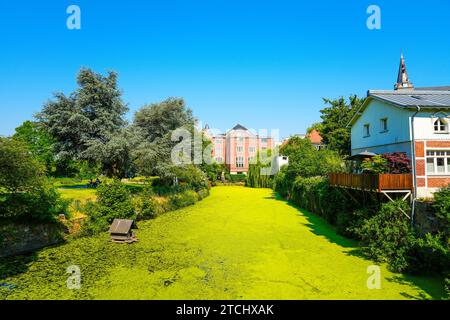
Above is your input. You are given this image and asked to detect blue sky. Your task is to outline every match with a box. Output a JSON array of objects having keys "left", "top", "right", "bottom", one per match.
[{"left": 1, "top": 1, "right": 450, "bottom": 138}]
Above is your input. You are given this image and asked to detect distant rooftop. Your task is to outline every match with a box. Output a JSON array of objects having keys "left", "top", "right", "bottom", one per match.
[{"left": 231, "top": 123, "right": 248, "bottom": 131}]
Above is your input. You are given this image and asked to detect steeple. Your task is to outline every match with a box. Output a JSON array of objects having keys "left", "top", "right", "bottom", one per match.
[{"left": 394, "top": 54, "right": 414, "bottom": 90}]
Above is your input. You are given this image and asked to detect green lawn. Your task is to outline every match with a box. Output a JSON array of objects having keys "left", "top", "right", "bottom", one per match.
[{"left": 0, "top": 186, "right": 445, "bottom": 299}]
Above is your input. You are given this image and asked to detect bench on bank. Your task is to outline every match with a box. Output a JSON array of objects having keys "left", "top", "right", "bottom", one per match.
[{"left": 109, "top": 219, "right": 138, "bottom": 243}]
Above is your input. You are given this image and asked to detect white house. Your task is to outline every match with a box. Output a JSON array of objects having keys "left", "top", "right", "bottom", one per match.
[{"left": 349, "top": 55, "right": 450, "bottom": 198}]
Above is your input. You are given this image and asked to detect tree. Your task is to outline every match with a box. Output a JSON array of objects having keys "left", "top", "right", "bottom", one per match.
[
  {"left": 277, "top": 136, "right": 344, "bottom": 194},
  {"left": 36, "top": 68, "right": 129, "bottom": 177},
  {"left": 0, "top": 138, "right": 66, "bottom": 221},
  {"left": 317, "top": 95, "right": 364, "bottom": 156},
  {"left": 246, "top": 150, "right": 273, "bottom": 188},
  {"left": 132, "top": 98, "right": 195, "bottom": 177},
  {"left": 13, "top": 121, "right": 55, "bottom": 173},
  {"left": 0, "top": 137, "right": 44, "bottom": 193},
  {"left": 133, "top": 97, "right": 194, "bottom": 142}
]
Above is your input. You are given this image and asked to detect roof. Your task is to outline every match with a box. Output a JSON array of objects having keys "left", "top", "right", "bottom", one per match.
[
  {"left": 368, "top": 90, "right": 450, "bottom": 108},
  {"left": 416, "top": 86, "right": 450, "bottom": 91},
  {"left": 109, "top": 219, "right": 135, "bottom": 235},
  {"left": 231, "top": 123, "right": 248, "bottom": 131},
  {"left": 348, "top": 89, "right": 450, "bottom": 127},
  {"left": 306, "top": 129, "right": 323, "bottom": 144}
]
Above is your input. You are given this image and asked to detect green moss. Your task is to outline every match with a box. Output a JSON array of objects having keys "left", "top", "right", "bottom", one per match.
[{"left": 0, "top": 187, "right": 445, "bottom": 300}]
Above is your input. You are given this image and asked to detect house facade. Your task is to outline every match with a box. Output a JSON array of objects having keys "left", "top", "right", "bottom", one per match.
[
  {"left": 349, "top": 56, "right": 450, "bottom": 198},
  {"left": 204, "top": 124, "right": 274, "bottom": 174}
]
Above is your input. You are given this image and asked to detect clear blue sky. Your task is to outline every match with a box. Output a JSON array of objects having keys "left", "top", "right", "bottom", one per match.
[{"left": 1, "top": 1, "right": 450, "bottom": 138}]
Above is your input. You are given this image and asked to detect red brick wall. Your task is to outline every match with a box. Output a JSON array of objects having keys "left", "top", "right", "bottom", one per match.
[
  {"left": 426, "top": 141, "right": 450, "bottom": 148},
  {"left": 428, "top": 177, "right": 450, "bottom": 188},
  {"left": 416, "top": 159, "right": 425, "bottom": 176},
  {"left": 417, "top": 177, "right": 426, "bottom": 187},
  {"left": 415, "top": 141, "right": 425, "bottom": 157}
]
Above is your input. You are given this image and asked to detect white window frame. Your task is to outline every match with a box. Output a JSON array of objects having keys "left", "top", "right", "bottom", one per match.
[
  {"left": 380, "top": 118, "right": 388, "bottom": 133},
  {"left": 236, "top": 156, "right": 244, "bottom": 168},
  {"left": 363, "top": 124, "right": 370, "bottom": 137},
  {"left": 236, "top": 146, "right": 243, "bottom": 153},
  {"left": 426, "top": 150, "right": 450, "bottom": 175},
  {"left": 434, "top": 118, "right": 448, "bottom": 134}
]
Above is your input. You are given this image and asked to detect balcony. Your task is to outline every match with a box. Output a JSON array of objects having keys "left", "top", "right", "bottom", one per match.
[{"left": 329, "top": 173, "right": 413, "bottom": 192}]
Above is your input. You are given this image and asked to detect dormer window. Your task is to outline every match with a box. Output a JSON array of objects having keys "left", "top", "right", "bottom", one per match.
[
  {"left": 363, "top": 124, "right": 370, "bottom": 137},
  {"left": 434, "top": 118, "right": 448, "bottom": 133}
]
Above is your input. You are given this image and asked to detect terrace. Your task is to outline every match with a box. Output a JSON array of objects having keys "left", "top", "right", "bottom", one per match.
[{"left": 329, "top": 173, "right": 413, "bottom": 218}]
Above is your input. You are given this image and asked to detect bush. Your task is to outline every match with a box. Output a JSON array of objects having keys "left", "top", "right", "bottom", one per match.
[
  {"left": 0, "top": 184, "right": 68, "bottom": 222},
  {"left": 83, "top": 180, "right": 135, "bottom": 234},
  {"left": 433, "top": 186, "right": 450, "bottom": 229},
  {"left": 197, "top": 187, "right": 210, "bottom": 200},
  {"left": 228, "top": 173, "right": 246, "bottom": 183},
  {"left": 356, "top": 200, "right": 415, "bottom": 272},
  {"left": 168, "top": 190, "right": 198, "bottom": 210},
  {"left": 290, "top": 176, "right": 349, "bottom": 224},
  {"left": 0, "top": 138, "right": 67, "bottom": 222},
  {"left": 273, "top": 166, "right": 289, "bottom": 197},
  {"left": 406, "top": 233, "right": 449, "bottom": 274},
  {"left": 361, "top": 155, "right": 389, "bottom": 174},
  {"left": 133, "top": 188, "right": 158, "bottom": 220}
]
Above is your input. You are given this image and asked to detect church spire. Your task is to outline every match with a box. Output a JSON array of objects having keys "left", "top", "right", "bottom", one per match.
[{"left": 394, "top": 54, "right": 414, "bottom": 90}]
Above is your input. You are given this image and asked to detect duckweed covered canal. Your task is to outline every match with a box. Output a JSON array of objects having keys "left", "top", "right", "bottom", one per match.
[{"left": 0, "top": 186, "right": 445, "bottom": 299}]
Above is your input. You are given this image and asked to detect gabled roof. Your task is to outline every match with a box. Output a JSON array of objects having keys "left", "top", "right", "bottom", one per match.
[
  {"left": 109, "top": 219, "right": 136, "bottom": 235},
  {"left": 231, "top": 123, "right": 248, "bottom": 131},
  {"left": 348, "top": 90, "right": 450, "bottom": 127}
]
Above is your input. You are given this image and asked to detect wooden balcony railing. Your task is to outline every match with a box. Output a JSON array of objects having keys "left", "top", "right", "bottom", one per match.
[{"left": 328, "top": 173, "right": 413, "bottom": 192}]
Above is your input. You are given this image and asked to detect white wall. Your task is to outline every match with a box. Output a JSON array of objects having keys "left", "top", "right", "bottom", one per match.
[{"left": 413, "top": 113, "right": 450, "bottom": 140}]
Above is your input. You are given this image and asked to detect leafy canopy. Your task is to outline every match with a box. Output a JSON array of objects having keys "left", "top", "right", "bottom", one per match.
[{"left": 36, "top": 68, "right": 129, "bottom": 177}]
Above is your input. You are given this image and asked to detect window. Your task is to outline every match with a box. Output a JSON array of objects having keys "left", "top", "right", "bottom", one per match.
[
  {"left": 363, "top": 124, "right": 370, "bottom": 137},
  {"left": 215, "top": 147, "right": 222, "bottom": 155},
  {"left": 215, "top": 157, "right": 223, "bottom": 164},
  {"left": 434, "top": 118, "right": 448, "bottom": 133},
  {"left": 236, "top": 146, "right": 243, "bottom": 152},
  {"left": 236, "top": 156, "right": 244, "bottom": 168},
  {"left": 238, "top": 137, "right": 244, "bottom": 142},
  {"left": 248, "top": 146, "right": 256, "bottom": 153},
  {"left": 215, "top": 139, "right": 222, "bottom": 144},
  {"left": 380, "top": 118, "right": 388, "bottom": 132},
  {"left": 426, "top": 150, "right": 450, "bottom": 174},
  {"left": 248, "top": 156, "right": 256, "bottom": 164},
  {"left": 261, "top": 138, "right": 267, "bottom": 143}
]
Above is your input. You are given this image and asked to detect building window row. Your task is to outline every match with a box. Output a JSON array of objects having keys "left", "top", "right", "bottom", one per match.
[
  {"left": 363, "top": 118, "right": 389, "bottom": 138},
  {"left": 426, "top": 150, "right": 450, "bottom": 175}
]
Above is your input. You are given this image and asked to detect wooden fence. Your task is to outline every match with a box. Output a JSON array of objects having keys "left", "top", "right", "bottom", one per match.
[{"left": 328, "top": 173, "right": 413, "bottom": 191}]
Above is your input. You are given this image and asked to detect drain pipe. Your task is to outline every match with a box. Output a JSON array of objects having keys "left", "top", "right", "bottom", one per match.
[{"left": 410, "top": 105, "right": 421, "bottom": 226}]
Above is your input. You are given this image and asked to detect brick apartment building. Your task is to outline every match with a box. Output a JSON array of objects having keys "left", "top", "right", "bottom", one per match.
[{"left": 203, "top": 124, "right": 275, "bottom": 174}]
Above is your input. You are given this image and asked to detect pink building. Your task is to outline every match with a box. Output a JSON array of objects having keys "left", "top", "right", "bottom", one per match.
[{"left": 204, "top": 124, "right": 274, "bottom": 174}]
